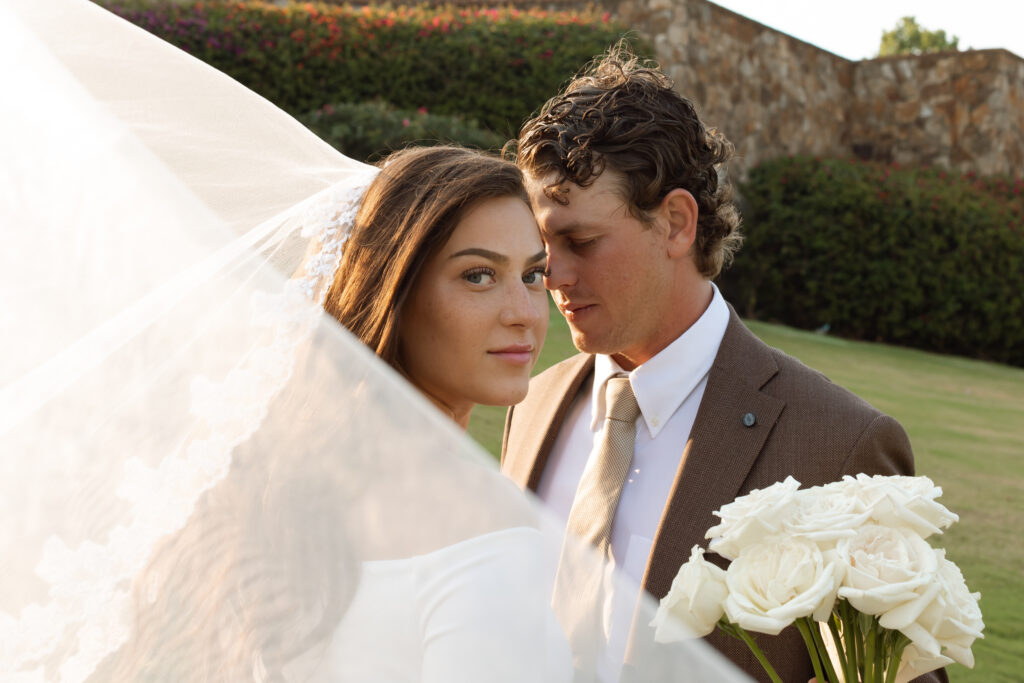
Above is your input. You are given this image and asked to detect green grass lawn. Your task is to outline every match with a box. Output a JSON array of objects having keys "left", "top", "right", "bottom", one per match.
[{"left": 469, "top": 301, "right": 1024, "bottom": 682}]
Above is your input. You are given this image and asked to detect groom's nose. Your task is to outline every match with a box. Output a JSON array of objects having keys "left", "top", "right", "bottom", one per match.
[{"left": 543, "top": 250, "right": 576, "bottom": 292}]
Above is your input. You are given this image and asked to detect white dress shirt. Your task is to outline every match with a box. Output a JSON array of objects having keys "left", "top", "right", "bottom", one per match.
[{"left": 536, "top": 283, "right": 730, "bottom": 679}]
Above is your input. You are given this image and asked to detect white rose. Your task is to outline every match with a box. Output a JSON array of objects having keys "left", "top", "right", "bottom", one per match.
[
  {"left": 885, "top": 549, "right": 984, "bottom": 669},
  {"left": 836, "top": 524, "right": 939, "bottom": 621},
  {"left": 840, "top": 474, "right": 958, "bottom": 538},
  {"left": 651, "top": 546, "right": 728, "bottom": 641},
  {"left": 894, "top": 643, "right": 954, "bottom": 683},
  {"left": 722, "top": 536, "right": 843, "bottom": 635},
  {"left": 783, "top": 484, "right": 872, "bottom": 549},
  {"left": 706, "top": 476, "right": 802, "bottom": 560}
]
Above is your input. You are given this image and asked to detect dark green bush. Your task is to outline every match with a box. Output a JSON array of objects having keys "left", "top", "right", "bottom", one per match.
[
  {"left": 99, "top": 1, "right": 646, "bottom": 136},
  {"left": 720, "top": 157, "right": 1024, "bottom": 366},
  {"left": 299, "top": 100, "right": 504, "bottom": 161}
]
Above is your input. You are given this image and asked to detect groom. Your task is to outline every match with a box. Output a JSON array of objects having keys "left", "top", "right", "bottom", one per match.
[{"left": 501, "top": 48, "right": 947, "bottom": 683}]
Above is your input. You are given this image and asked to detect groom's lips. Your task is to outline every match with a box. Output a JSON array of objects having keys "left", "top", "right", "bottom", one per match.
[
  {"left": 561, "top": 302, "right": 596, "bottom": 324},
  {"left": 488, "top": 344, "right": 534, "bottom": 365}
]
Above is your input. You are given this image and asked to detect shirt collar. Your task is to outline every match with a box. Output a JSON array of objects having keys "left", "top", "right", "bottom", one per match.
[{"left": 589, "top": 283, "right": 730, "bottom": 438}]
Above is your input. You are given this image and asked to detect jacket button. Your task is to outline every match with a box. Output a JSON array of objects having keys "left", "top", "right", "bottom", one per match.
[{"left": 742, "top": 412, "right": 756, "bottom": 427}]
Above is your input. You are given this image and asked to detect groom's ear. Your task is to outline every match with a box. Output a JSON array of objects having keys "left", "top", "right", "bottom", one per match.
[{"left": 659, "top": 188, "right": 698, "bottom": 260}]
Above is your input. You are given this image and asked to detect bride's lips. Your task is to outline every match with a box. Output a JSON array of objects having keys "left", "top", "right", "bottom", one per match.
[{"left": 488, "top": 344, "right": 534, "bottom": 365}]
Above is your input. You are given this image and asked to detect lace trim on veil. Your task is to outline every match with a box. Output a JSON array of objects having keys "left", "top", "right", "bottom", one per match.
[
  {"left": 293, "top": 171, "right": 378, "bottom": 305},
  {"left": 0, "top": 176, "right": 376, "bottom": 682}
]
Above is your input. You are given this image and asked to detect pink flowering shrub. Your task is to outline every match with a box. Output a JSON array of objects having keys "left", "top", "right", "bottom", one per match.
[{"left": 99, "top": 1, "right": 642, "bottom": 135}]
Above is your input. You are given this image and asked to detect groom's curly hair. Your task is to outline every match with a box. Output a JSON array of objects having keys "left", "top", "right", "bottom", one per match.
[{"left": 514, "top": 44, "right": 742, "bottom": 279}]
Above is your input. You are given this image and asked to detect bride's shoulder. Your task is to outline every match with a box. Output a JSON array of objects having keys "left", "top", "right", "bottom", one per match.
[
  {"left": 361, "top": 527, "right": 544, "bottom": 570},
  {"left": 363, "top": 527, "right": 550, "bottom": 610},
  {"left": 407, "top": 526, "right": 544, "bottom": 566}
]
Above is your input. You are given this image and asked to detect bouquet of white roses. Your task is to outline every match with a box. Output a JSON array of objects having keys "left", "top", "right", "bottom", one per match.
[{"left": 651, "top": 475, "right": 983, "bottom": 683}]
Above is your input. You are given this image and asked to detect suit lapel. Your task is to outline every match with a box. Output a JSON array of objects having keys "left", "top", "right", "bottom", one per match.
[
  {"left": 641, "top": 310, "right": 785, "bottom": 599},
  {"left": 502, "top": 354, "right": 594, "bottom": 492}
]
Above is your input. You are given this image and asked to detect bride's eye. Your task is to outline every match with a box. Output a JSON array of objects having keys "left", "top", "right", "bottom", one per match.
[
  {"left": 462, "top": 267, "right": 496, "bottom": 285},
  {"left": 522, "top": 267, "right": 546, "bottom": 285}
]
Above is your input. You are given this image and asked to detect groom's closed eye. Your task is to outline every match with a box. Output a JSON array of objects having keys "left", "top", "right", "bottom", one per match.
[{"left": 568, "top": 237, "right": 597, "bottom": 251}]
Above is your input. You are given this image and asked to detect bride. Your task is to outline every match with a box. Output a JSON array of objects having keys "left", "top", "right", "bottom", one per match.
[
  {"left": 320, "top": 145, "right": 548, "bottom": 428},
  {"left": 90, "top": 145, "right": 564, "bottom": 682},
  {"left": 0, "top": 0, "right": 745, "bottom": 680}
]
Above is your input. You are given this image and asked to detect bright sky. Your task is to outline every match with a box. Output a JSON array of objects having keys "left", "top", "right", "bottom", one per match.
[{"left": 709, "top": 1, "right": 1024, "bottom": 60}]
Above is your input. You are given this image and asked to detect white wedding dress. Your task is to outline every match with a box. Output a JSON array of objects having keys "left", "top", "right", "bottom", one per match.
[
  {"left": 0, "top": 1, "right": 746, "bottom": 681},
  {"left": 307, "top": 528, "right": 571, "bottom": 683}
]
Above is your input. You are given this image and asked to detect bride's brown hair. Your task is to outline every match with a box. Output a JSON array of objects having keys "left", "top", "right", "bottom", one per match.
[
  {"left": 324, "top": 145, "right": 528, "bottom": 369},
  {"left": 100, "top": 147, "right": 528, "bottom": 682}
]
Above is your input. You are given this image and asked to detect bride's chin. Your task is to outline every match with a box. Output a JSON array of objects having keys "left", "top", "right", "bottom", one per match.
[{"left": 475, "top": 382, "right": 529, "bottom": 408}]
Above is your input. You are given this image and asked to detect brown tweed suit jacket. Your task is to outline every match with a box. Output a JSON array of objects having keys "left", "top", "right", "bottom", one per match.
[{"left": 501, "top": 308, "right": 947, "bottom": 683}]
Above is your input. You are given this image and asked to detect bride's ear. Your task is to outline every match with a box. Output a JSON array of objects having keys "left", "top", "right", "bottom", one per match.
[{"left": 659, "top": 188, "right": 698, "bottom": 260}]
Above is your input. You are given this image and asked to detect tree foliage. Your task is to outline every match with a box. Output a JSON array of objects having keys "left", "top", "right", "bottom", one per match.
[
  {"left": 299, "top": 101, "right": 505, "bottom": 162},
  {"left": 719, "top": 156, "right": 1024, "bottom": 367},
  {"left": 878, "top": 16, "right": 960, "bottom": 56}
]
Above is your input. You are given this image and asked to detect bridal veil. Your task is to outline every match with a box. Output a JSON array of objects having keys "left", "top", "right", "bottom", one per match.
[{"left": 0, "top": 1, "right": 747, "bottom": 680}]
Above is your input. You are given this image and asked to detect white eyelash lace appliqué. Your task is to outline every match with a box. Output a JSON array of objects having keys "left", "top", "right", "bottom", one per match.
[
  {"left": 0, "top": 174, "right": 377, "bottom": 682},
  {"left": 294, "top": 172, "right": 378, "bottom": 305}
]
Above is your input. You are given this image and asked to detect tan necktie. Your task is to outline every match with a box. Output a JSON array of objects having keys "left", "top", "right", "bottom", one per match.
[
  {"left": 565, "top": 376, "right": 641, "bottom": 557},
  {"left": 553, "top": 376, "right": 641, "bottom": 677}
]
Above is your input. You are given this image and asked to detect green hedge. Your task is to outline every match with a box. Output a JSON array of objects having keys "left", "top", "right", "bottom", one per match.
[
  {"left": 299, "top": 100, "right": 504, "bottom": 161},
  {"left": 720, "top": 157, "right": 1024, "bottom": 366},
  {"left": 100, "top": 1, "right": 645, "bottom": 136}
]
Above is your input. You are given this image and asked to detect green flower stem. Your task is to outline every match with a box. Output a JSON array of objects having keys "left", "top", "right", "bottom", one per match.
[
  {"left": 847, "top": 602, "right": 864, "bottom": 679},
  {"left": 849, "top": 604, "right": 865, "bottom": 681},
  {"left": 863, "top": 619, "right": 876, "bottom": 683},
  {"left": 722, "top": 622, "right": 784, "bottom": 683},
  {"left": 827, "top": 613, "right": 850, "bottom": 681},
  {"left": 858, "top": 612, "right": 875, "bottom": 674},
  {"left": 838, "top": 610, "right": 858, "bottom": 683},
  {"left": 807, "top": 617, "right": 841, "bottom": 683},
  {"left": 883, "top": 634, "right": 912, "bottom": 683},
  {"left": 795, "top": 619, "right": 827, "bottom": 683},
  {"left": 737, "top": 629, "right": 784, "bottom": 683},
  {"left": 826, "top": 601, "right": 914, "bottom": 683}
]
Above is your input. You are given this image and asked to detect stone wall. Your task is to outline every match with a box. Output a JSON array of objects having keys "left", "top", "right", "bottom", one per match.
[
  {"left": 613, "top": 0, "right": 853, "bottom": 177},
  {"left": 444, "top": 0, "right": 1019, "bottom": 179},
  {"left": 414, "top": 0, "right": 1024, "bottom": 178},
  {"left": 608, "top": 0, "right": 1024, "bottom": 179},
  {"left": 849, "top": 49, "right": 1024, "bottom": 173}
]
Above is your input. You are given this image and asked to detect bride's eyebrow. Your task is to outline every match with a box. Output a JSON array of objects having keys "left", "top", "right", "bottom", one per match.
[
  {"left": 449, "top": 247, "right": 508, "bottom": 263},
  {"left": 526, "top": 250, "right": 546, "bottom": 265}
]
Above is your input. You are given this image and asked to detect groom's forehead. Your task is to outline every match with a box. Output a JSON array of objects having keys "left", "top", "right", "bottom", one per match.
[{"left": 524, "top": 170, "right": 625, "bottom": 212}]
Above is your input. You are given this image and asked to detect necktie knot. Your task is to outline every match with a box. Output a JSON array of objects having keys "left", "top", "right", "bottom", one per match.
[{"left": 605, "top": 376, "right": 640, "bottom": 424}]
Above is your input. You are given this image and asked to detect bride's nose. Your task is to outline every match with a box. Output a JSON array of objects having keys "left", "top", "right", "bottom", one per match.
[{"left": 499, "top": 282, "right": 543, "bottom": 328}]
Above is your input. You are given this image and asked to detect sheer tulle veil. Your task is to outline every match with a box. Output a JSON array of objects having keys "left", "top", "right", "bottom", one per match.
[{"left": 0, "top": 1, "right": 746, "bottom": 680}]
